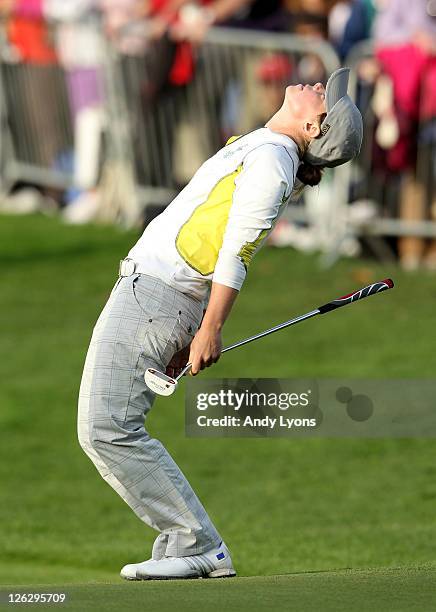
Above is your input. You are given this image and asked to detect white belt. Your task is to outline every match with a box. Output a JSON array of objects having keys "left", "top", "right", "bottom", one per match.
[{"left": 119, "top": 258, "right": 204, "bottom": 306}]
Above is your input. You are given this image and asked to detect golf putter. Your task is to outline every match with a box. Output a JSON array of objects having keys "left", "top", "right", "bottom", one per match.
[{"left": 144, "top": 278, "right": 394, "bottom": 396}]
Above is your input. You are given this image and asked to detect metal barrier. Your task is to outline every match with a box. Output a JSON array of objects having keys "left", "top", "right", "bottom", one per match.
[
  {"left": 1, "top": 17, "right": 435, "bottom": 262},
  {"left": 118, "top": 26, "right": 341, "bottom": 209},
  {"left": 0, "top": 20, "right": 343, "bottom": 232},
  {"left": 0, "top": 16, "right": 139, "bottom": 226}
]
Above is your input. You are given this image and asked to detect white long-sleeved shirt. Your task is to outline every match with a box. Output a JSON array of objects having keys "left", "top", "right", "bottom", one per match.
[{"left": 128, "top": 127, "right": 301, "bottom": 302}]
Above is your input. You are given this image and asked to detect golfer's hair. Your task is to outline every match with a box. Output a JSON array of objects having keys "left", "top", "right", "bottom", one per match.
[
  {"left": 297, "top": 112, "right": 326, "bottom": 186},
  {"left": 297, "top": 162, "right": 323, "bottom": 186}
]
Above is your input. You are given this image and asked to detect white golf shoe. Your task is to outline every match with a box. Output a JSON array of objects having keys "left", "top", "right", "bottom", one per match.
[{"left": 120, "top": 541, "right": 236, "bottom": 580}]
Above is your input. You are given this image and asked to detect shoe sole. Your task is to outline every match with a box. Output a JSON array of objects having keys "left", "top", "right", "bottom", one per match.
[
  {"left": 208, "top": 569, "right": 236, "bottom": 578},
  {"left": 121, "top": 569, "right": 236, "bottom": 581}
]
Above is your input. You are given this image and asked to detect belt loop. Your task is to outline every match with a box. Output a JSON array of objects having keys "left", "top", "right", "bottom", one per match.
[{"left": 119, "top": 258, "right": 137, "bottom": 277}]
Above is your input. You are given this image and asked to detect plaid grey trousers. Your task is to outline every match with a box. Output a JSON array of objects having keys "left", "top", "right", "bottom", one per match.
[{"left": 77, "top": 272, "right": 222, "bottom": 557}]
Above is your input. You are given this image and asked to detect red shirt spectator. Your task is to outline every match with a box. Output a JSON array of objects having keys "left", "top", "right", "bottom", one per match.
[{"left": 8, "top": 0, "right": 57, "bottom": 64}]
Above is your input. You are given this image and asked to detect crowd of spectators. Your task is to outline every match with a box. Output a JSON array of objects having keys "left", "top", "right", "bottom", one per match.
[{"left": 0, "top": 0, "right": 435, "bottom": 266}]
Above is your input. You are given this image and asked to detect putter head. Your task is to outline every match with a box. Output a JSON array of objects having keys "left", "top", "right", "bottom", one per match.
[{"left": 144, "top": 368, "right": 178, "bottom": 396}]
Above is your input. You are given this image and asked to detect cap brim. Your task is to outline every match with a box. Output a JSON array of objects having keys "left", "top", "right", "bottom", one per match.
[{"left": 326, "top": 67, "right": 350, "bottom": 112}]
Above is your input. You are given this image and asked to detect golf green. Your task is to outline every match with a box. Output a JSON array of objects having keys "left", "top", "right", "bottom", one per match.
[{"left": 2, "top": 568, "right": 436, "bottom": 612}]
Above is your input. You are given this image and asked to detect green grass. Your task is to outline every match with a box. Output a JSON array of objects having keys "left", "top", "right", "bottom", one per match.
[
  {"left": 1, "top": 214, "right": 435, "bottom": 609},
  {"left": 2, "top": 568, "right": 436, "bottom": 612}
]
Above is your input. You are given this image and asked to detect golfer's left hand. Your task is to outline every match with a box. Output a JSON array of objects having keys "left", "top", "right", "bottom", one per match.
[
  {"left": 166, "top": 344, "right": 191, "bottom": 379},
  {"left": 188, "top": 327, "right": 222, "bottom": 375}
]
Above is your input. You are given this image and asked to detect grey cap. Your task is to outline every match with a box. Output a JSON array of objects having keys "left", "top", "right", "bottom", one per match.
[{"left": 304, "top": 67, "right": 363, "bottom": 168}]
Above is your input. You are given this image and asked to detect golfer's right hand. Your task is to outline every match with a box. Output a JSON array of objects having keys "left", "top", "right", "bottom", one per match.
[{"left": 188, "top": 326, "right": 222, "bottom": 375}]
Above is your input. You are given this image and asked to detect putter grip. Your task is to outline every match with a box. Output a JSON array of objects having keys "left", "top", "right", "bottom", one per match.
[{"left": 318, "top": 278, "right": 394, "bottom": 314}]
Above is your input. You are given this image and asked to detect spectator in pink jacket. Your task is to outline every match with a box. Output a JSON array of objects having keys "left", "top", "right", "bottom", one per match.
[{"left": 373, "top": 0, "right": 436, "bottom": 269}]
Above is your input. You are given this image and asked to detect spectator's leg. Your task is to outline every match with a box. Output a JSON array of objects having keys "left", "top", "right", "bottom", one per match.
[{"left": 398, "top": 171, "right": 425, "bottom": 270}]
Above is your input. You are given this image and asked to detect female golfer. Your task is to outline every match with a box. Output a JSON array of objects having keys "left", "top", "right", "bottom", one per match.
[{"left": 78, "top": 68, "right": 362, "bottom": 580}]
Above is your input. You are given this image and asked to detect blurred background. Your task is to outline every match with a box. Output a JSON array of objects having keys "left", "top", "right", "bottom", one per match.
[
  {"left": 0, "top": 0, "right": 435, "bottom": 268},
  {"left": 1, "top": 0, "right": 436, "bottom": 593}
]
